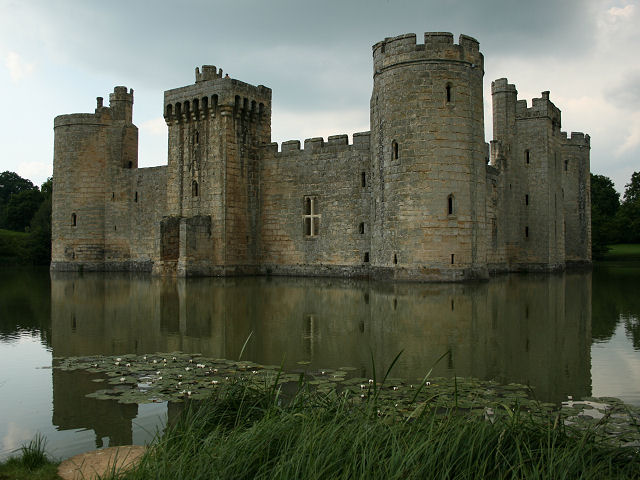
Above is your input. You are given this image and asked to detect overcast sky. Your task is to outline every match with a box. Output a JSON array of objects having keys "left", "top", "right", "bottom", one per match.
[{"left": 1, "top": 0, "right": 638, "bottom": 193}]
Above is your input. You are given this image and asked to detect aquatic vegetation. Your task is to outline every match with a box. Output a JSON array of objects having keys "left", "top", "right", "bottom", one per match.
[
  {"left": 54, "top": 352, "right": 640, "bottom": 449},
  {"left": 108, "top": 381, "right": 640, "bottom": 480}
]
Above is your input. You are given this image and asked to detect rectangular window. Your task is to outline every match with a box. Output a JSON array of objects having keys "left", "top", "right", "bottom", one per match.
[{"left": 303, "top": 196, "right": 320, "bottom": 237}]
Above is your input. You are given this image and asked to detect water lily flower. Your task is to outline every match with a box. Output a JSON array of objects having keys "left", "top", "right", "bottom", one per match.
[
  {"left": 360, "top": 384, "right": 367, "bottom": 390},
  {"left": 120, "top": 377, "right": 125, "bottom": 382},
  {"left": 369, "top": 379, "right": 374, "bottom": 384},
  {"left": 116, "top": 358, "right": 122, "bottom": 362},
  {"left": 126, "top": 363, "right": 131, "bottom": 367},
  {"left": 185, "top": 367, "right": 191, "bottom": 371}
]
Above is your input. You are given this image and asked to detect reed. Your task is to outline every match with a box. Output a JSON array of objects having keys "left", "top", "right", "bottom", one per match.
[{"left": 117, "top": 380, "right": 639, "bottom": 480}]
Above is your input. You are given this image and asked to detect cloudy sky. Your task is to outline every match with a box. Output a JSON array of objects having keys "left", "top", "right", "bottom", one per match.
[{"left": 0, "top": 0, "right": 638, "bottom": 193}]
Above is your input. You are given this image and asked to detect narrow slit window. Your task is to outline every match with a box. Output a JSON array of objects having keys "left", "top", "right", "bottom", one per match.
[
  {"left": 303, "top": 196, "right": 320, "bottom": 237},
  {"left": 393, "top": 253, "right": 398, "bottom": 265},
  {"left": 392, "top": 140, "right": 399, "bottom": 161},
  {"left": 525, "top": 194, "right": 529, "bottom": 206},
  {"left": 192, "top": 180, "right": 199, "bottom": 197},
  {"left": 446, "top": 83, "right": 452, "bottom": 103},
  {"left": 361, "top": 172, "right": 366, "bottom": 188},
  {"left": 364, "top": 252, "right": 370, "bottom": 263},
  {"left": 451, "top": 254, "right": 455, "bottom": 264},
  {"left": 134, "top": 192, "right": 138, "bottom": 203},
  {"left": 525, "top": 226, "right": 529, "bottom": 238},
  {"left": 564, "top": 160, "right": 568, "bottom": 171},
  {"left": 71, "top": 213, "right": 77, "bottom": 227},
  {"left": 447, "top": 194, "right": 454, "bottom": 215},
  {"left": 359, "top": 222, "right": 365, "bottom": 234},
  {"left": 525, "top": 150, "right": 530, "bottom": 164}
]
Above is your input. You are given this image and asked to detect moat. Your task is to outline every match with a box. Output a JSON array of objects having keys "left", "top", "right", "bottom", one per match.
[{"left": 1, "top": 264, "right": 639, "bottom": 461}]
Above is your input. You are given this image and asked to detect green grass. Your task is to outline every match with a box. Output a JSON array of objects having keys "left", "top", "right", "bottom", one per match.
[
  {"left": 603, "top": 243, "right": 640, "bottom": 261},
  {"left": 114, "top": 380, "right": 639, "bottom": 480},
  {"left": 0, "top": 434, "right": 60, "bottom": 480}
]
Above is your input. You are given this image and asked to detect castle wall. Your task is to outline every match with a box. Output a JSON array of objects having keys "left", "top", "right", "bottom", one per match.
[
  {"left": 491, "top": 80, "right": 568, "bottom": 271},
  {"left": 370, "top": 33, "right": 488, "bottom": 281},
  {"left": 562, "top": 133, "right": 591, "bottom": 265},
  {"left": 258, "top": 134, "right": 371, "bottom": 277}
]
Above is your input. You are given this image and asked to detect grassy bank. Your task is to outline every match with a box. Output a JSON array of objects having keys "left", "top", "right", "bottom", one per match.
[
  {"left": 0, "top": 435, "right": 59, "bottom": 480},
  {"left": 114, "top": 381, "right": 638, "bottom": 480},
  {"left": 603, "top": 243, "right": 640, "bottom": 261}
]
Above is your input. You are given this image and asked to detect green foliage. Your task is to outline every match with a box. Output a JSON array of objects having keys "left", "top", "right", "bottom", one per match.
[
  {"left": 6, "top": 189, "right": 43, "bottom": 231},
  {"left": 0, "top": 174, "right": 51, "bottom": 264},
  {"left": 590, "top": 172, "right": 640, "bottom": 257},
  {"left": 117, "top": 383, "right": 640, "bottom": 480},
  {"left": 0, "top": 228, "right": 30, "bottom": 265},
  {"left": 590, "top": 174, "right": 620, "bottom": 258},
  {"left": 0, "top": 434, "right": 58, "bottom": 480},
  {"left": 616, "top": 172, "right": 640, "bottom": 244}
]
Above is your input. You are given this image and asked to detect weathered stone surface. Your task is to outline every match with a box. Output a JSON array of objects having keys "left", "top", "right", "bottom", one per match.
[{"left": 51, "top": 33, "right": 591, "bottom": 281}]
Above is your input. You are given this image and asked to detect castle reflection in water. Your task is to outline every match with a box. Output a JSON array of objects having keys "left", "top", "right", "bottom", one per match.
[{"left": 50, "top": 272, "right": 591, "bottom": 448}]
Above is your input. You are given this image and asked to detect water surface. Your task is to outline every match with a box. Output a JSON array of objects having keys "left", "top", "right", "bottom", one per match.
[{"left": 1, "top": 265, "right": 639, "bottom": 461}]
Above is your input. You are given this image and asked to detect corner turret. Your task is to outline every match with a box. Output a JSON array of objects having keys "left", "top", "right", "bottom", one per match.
[{"left": 109, "top": 86, "right": 134, "bottom": 123}]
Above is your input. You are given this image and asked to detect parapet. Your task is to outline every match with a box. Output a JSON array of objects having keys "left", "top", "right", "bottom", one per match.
[
  {"left": 196, "top": 65, "right": 223, "bottom": 83},
  {"left": 262, "top": 132, "right": 371, "bottom": 155},
  {"left": 109, "top": 86, "right": 134, "bottom": 103},
  {"left": 562, "top": 132, "right": 590, "bottom": 147},
  {"left": 491, "top": 78, "right": 517, "bottom": 95},
  {"left": 512, "top": 89, "right": 561, "bottom": 127},
  {"left": 372, "top": 32, "right": 483, "bottom": 75}
]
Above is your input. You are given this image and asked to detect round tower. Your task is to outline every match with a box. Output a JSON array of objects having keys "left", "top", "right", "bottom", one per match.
[
  {"left": 369, "top": 32, "right": 487, "bottom": 281},
  {"left": 51, "top": 101, "right": 111, "bottom": 270}
]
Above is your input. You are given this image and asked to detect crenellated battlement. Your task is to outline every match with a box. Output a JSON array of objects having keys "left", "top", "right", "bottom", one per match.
[
  {"left": 195, "top": 65, "right": 223, "bottom": 83},
  {"left": 163, "top": 72, "right": 271, "bottom": 125},
  {"left": 562, "top": 131, "right": 590, "bottom": 147},
  {"left": 491, "top": 78, "right": 517, "bottom": 95},
  {"left": 512, "top": 90, "right": 561, "bottom": 129},
  {"left": 372, "top": 32, "right": 483, "bottom": 75},
  {"left": 262, "top": 132, "right": 371, "bottom": 155}
]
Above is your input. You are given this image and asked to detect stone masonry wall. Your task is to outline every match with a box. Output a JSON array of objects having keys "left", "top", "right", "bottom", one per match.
[{"left": 258, "top": 133, "right": 371, "bottom": 277}]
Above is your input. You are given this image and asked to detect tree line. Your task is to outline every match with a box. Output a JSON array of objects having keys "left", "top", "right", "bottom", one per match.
[
  {"left": 0, "top": 171, "right": 51, "bottom": 265},
  {"left": 591, "top": 171, "right": 640, "bottom": 259}
]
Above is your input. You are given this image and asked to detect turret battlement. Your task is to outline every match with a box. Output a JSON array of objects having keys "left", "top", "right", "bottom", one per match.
[
  {"left": 372, "top": 32, "right": 483, "bottom": 74},
  {"left": 515, "top": 91, "right": 561, "bottom": 122},
  {"left": 562, "top": 132, "right": 590, "bottom": 147},
  {"left": 491, "top": 78, "right": 517, "bottom": 95},
  {"left": 195, "top": 65, "right": 223, "bottom": 83},
  {"left": 262, "top": 132, "right": 371, "bottom": 155},
  {"left": 109, "top": 86, "right": 134, "bottom": 122}
]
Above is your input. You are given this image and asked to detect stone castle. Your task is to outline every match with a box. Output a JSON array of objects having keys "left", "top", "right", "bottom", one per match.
[{"left": 51, "top": 32, "right": 591, "bottom": 281}]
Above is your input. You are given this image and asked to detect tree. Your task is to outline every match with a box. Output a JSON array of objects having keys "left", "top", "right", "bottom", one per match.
[
  {"left": 0, "top": 171, "right": 38, "bottom": 230},
  {"left": 28, "top": 178, "right": 52, "bottom": 264},
  {"left": 616, "top": 171, "right": 640, "bottom": 244},
  {"left": 6, "top": 189, "right": 43, "bottom": 231},
  {"left": 590, "top": 173, "right": 621, "bottom": 257}
]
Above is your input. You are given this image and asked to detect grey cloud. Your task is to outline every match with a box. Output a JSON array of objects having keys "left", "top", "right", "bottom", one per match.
[{"left": 609, "top": 71, "right": 640, "bottom": 110}]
